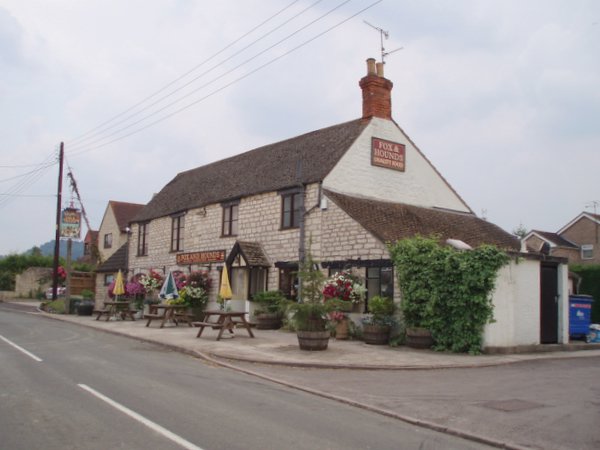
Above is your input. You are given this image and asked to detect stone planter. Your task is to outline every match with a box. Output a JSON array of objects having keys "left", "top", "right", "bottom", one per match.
[
  {"left": 297, "top": 330, "right": 330, "bottom": 351},
  {"left": 362, "top": 324, "right": 390, "bottom": 345},
  {"left": 405, "top": 327, "right": 434, "bottom": 349}
]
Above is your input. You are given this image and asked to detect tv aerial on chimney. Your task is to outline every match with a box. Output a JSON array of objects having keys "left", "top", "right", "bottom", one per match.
[{"left": 364, "top": 21, "right": 403, "bottom": 64}]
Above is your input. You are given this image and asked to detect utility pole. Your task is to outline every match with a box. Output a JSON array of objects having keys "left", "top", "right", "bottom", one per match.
[{"left": 52, "top": 143, "right": 64, "bottom": 300}]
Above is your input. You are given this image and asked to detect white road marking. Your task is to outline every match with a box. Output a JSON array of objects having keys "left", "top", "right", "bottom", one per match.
[
  {"left": 78, "top": 384, "right": 204, "bottom": 450},
  {"left": 0, "top": 334, "right": 43, "bottom": 362}
]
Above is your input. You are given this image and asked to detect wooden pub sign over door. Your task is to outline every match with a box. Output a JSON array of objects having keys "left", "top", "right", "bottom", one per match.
[{"left": 176, "top": 250, "right": 226, "bottom": 265}]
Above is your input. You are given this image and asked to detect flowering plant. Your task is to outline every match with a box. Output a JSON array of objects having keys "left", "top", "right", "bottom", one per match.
[
  {"left": 179, "top": 285, "right": 208, "bottom": 308},
  {"left": 328, "top": 310, "right": 346, "bottom": 323},
  {"left": 322, "top": 271, "right": 366, "bottom": 304},
  {"left": 139, "top": 270, "right": 163, "bottom": 295}
]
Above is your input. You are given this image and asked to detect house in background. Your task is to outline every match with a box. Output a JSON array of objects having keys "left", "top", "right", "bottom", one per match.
[
  {"left": 80, "top": 229, "right": 99, "bottom": 265},
  {"left": 124, "top": 58, "right": 568, "bottom": 350},
  {"left": 523, "top": 212, "right": 600, "bottom": 265},
  {"left": 94, "top": 200, "right": 144, "bottom": 302}
]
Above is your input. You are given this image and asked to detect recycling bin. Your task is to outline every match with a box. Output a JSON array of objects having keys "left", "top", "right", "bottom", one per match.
[{"left": 569, "top": 295, "right": 594, "bottom": 339}]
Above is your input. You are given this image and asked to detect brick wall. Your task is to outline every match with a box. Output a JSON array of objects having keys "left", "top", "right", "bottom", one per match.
[{"left": 561, "top": 217, "right": 600, "bottom": 264}]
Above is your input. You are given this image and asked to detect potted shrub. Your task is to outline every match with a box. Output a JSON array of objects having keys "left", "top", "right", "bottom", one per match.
[
  {"left": 252, "top": 291, "right": 287, "bottom": 329},
  {"left": 290, "top": 252, "right": 330, "bottom": 351},
  {"left": 361, "top": 296, "right": 396, "bottom": 345}
]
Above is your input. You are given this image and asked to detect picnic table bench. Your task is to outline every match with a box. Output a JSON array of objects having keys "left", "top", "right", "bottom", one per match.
[
  {"left": 144, "top": 304, "right": 190, "bottom": 328},
  {"left": 193, "top": 310, "right": 255, "bottom": 341},
  {"left": 94, "top": 301, "right": 136, "bottom": 321}
]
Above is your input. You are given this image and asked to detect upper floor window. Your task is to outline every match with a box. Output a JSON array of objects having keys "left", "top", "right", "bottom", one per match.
[
  {"left": 138, "top": 223, "right": 149, "bottom": 256},
  {"left": 222, "top": 203, "right": 239, "bottom": 236},
  {"left": 581, "top": 244, "right": 594, "bottom": 260},
  {"left": 171, "top": 215, "right": 184, "bottom": 252},
  {"left": 103, "top": 233, "right": 112, "bottom": 249},
  {"left": 84, "top": 243, "right": 91, "bottom": 255},
  {"left": 281, "top": 191, "right": 302, "bottom": 229}
]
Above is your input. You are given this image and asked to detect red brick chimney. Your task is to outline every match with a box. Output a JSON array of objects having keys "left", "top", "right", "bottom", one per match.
[{"left": 359, "top": 58, "right": 393, "bottom": 120}]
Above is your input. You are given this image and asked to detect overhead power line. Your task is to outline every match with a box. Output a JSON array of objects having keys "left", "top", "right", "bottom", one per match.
[
  {"left": 67, "top": 0, "right": 304, "bottom": 147},
  {"left": 0, "top": 150, "right": 58, "bottom": 210},
  {"left": 68, "top": 0, "right": 381, "bottom": 158},
  {"left": 67, "top": 0, "right": 324, "bottom": 151}
]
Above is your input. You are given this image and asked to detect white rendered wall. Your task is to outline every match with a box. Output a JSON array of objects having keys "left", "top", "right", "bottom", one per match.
[
  {"left": 484, "top": 259, "right": 541, "bottom": 348},
  {"left": 323, "top": 118, "right": 471, "bottom": 212}
]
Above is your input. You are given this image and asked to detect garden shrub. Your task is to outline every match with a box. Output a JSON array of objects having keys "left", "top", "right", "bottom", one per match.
[{"left": 389, "top": 236, "right": 509, "bottom": 354}]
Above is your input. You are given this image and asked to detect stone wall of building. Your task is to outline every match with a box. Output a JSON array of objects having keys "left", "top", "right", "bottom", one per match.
[
  {"left": 127, "top": 183, "right": 400, "bottom": 303},
  {"left": 98, "top": 206, "right": 124, "bottom": 262}
]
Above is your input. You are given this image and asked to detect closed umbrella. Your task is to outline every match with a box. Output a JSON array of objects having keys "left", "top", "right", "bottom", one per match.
[
  {"left": 159, "top": 271, "right": 179, "bottom": 300},
  {"left": 114, "top": 270, "right": 126, "bottom": 300},
  {"left": 219, "top": 265, "right": 232, "bottom": 300}
]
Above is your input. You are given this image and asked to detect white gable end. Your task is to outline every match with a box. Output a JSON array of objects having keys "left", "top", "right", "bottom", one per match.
[{"left": 323, "top": 118, "right": 471, "bottom": 212}]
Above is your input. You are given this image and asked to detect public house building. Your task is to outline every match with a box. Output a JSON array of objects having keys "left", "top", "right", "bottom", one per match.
[{"left": 126, "top": 59, "right": 569, "bottom": 349}]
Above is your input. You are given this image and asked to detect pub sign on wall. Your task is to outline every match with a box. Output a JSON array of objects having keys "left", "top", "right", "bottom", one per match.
[{"left": 371, "top": 137, "right": 405, "bottom": 172}]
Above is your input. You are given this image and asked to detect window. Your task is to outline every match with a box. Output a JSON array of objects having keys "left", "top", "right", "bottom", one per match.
[
  {"left": 281, "top": 191, "right": 302, "bottom": 229},
  {"left": 366, "top": 266, "right": 394, "bottom": 311},
  {"left": 84, "top": 242, "right": 91, "bottom": 255},
  {"left": 137, "top": 223, "right": 148, "bottom": 256},
  {"left": 103, "top": 233, "right": 112, "bottom": 249},
  {"left": 104, "top": 274, "right": 114, "bottom": 286},
  {"left": 222, "top": 203, "right": 239, "bottom": 236},
  {"left": 581, "top": 244, "right": 594, "bottom": 260},
  {"left": 171, "top": 215, "right": 184, "bottom": 252},
  {"left": 249, "top": 267, "right": 267, "bottom": 299}
]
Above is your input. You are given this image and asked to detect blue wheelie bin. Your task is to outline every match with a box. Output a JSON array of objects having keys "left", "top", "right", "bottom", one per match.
[{"left": 569, "top": 295, "right": 594, "bottom": 339}]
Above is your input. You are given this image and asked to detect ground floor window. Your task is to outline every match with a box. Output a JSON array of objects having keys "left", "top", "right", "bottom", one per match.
[
  {"left": 104, "top": 274, "right": 114, "bottom": 286},
  {"left": 366, "top": 266, "right": 394, "bottom": 311}
]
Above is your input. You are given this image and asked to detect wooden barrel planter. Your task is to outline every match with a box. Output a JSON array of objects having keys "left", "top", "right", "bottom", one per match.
[
  {"left": 255, "top": 313, "right": 282, "bottom": 330},
  {"left": 297, "top": 330, "right": 330, "bottom": 351},
  {"left": 363, "top": 324, "right": 390, "bottom": 345},
  {"left": 405, "top": 327, "right": 434, "bottom": 349}
]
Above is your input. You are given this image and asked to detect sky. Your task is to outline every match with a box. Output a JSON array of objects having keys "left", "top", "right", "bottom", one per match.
[{"left": 1, "top": 0, "right": 599, "bottom": 255}]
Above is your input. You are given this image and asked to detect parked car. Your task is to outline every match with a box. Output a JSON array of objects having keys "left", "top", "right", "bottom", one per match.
[{"left": 45, "top": 287, "right": 66, "bottom": 299}]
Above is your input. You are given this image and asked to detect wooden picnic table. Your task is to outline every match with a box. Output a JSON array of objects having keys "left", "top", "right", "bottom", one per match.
[
  {"left": 193, "top": 310, "right": 255, "bottom": 341},
  {"left": 94, "top": 301, "right": 136, "bottom": 321},
  {"left": 144, "top": 304, "right": 191, "bottom": 328}
]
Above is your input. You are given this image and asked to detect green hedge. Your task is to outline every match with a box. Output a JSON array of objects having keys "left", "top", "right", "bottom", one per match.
[{"left": 570, "top": 264, "right": 600, "bottom": 323}]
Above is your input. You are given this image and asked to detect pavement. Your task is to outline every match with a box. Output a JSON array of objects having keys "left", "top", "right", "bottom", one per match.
[
  {"left": 4, "top": 299, "right": 600, "bottom": 450},
  {"left": 5, "top": 299, "right": 600, "bottom": 370}
]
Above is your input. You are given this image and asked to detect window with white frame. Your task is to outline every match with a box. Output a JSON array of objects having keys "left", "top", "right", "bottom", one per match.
[{"left": 581, "top": 244, "right": 594, "bottom": 259}]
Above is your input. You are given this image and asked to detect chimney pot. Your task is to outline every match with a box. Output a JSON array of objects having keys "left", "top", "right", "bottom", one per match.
[
  {"left": 366, "top": 58, "right": 376, "bottom": 75},
  {"left": 359, "top": 57, "right": 393, "bottom": 120}
]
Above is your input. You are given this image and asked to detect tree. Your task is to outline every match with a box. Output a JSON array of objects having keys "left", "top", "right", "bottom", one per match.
[{"left": 512, "top": 223, "right": 528, "bottom": 239}]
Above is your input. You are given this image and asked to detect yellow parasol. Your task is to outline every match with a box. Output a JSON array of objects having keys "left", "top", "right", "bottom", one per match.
[
  {"left": 114, "top": 269, "right": 126, "bottom": 300},
  {"left": 219, "top": 265, "right": 232, "bottom": 299}
]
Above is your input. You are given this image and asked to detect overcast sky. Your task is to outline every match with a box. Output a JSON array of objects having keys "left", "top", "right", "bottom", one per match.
[{"left": 1, "top": 0, "right": 599, "bottom": 255}]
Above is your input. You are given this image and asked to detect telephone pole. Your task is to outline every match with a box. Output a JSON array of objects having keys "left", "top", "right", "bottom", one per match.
[{"left": 52, "top": 143, "right": 64, "bottom": 300}]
